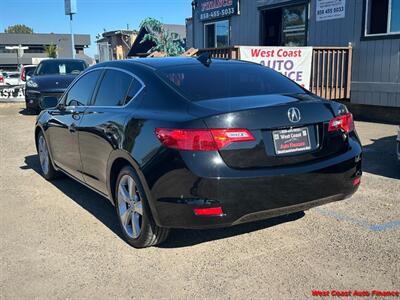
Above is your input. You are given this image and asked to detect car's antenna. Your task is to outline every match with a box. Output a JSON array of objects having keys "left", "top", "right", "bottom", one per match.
[{"left": 197, "top": 52, "right": 212, "bottom": 67}]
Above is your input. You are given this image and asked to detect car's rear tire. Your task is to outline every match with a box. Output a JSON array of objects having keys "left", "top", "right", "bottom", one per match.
[
  {"left": 37, "top": 131, "right": 58, "bottom": 180},
  {"left": 26, "top": 104, "right": 39, "bottom": 115},
  {"left": 115, "top": 166, "right": 169, "bottom": 248}
]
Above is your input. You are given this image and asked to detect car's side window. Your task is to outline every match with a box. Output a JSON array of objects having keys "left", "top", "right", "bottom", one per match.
[
  {"left": 93, "top": 69, "right": 133, "bottom": 107},
  {"left": 124, "top": 78, "right": 143, "bottom": 105},
  {"left": 65, "top": 70, "right": 101, "bottom": 107}
]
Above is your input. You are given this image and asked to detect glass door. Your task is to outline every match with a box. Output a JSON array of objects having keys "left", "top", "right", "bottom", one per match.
[{"left": 282, "top": 5, "right": 307, "bottom": 46}]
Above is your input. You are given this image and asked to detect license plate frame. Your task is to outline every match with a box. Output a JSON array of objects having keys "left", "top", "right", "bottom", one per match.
[{"left": 272, "top": 127, "right": 312, "bottom": 155}]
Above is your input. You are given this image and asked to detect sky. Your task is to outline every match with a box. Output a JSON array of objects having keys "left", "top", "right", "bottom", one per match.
[{"left": 0, "top": 0, "right": 192, "bottom": 57}]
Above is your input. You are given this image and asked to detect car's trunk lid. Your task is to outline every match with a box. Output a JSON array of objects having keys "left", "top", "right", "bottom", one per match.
[{"left": 190, "top": 94, "right": 348, "bottom": 169}]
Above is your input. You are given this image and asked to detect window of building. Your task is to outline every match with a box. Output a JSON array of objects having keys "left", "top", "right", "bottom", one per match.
[
  {"left": 65, "top": 70, "right": 102, "bottom": 106},
  {"left": 282, "top": 5, "right": 307, "bottom": 46},
  {"left": 365, "top": 0, "right": 400, "bottom": 36},
  {"left": 261, "top": 3, "right": 307, "bottom": 46},
  {"left": 204, "top": 20, "right": 229, "bottom": 48},
  {"left": 94, "top": 69, "right": 133, "bottom": 106}
]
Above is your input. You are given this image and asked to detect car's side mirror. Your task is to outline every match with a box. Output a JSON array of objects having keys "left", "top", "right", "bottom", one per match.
[
  {"left": 40, "top": 96, "right": 59, "bottom": 110},
  {"left": 57, "top": 102, "right": 66, "bottom": 111}
]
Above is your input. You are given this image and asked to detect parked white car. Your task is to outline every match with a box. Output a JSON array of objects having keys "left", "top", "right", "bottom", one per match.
[
  {"left": 2, "top": 71, "right": 22, "bottom": 86},
  {"left": 20, "top": 65, "right": 37, "bottom": 82}
]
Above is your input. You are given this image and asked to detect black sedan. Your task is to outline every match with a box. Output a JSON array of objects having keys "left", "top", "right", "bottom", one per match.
[
  {"left": 35, "top": 57, "right": 362, "bottom": 248},
  {"left": 26, "top": 58, "right": 87, "bottom": 112}
]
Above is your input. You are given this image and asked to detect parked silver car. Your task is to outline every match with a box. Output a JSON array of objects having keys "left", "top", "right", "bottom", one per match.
[{"left": 2, "top": 71, "right": 22, "bottom": 86}]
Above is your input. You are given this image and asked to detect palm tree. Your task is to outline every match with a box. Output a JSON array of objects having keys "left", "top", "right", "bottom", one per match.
[
  {"left": 44, "top": 44, "right": 57, "bottom": 58},
  {"left": 140, "top": 18, "right": 185, "bottom": 56}
]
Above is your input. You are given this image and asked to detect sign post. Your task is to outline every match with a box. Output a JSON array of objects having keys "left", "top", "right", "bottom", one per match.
[
  {"left": 5, "top": 45, "right": 29, "bottom": 68},
  {"left": 64, "top": 0, "right": 77, "bottom": 58}
]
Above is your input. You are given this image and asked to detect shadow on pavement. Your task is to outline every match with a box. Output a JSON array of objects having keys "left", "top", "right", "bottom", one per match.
[
  {"left": 21, "top": 154, "right": 124, "bottom": 240},
  {"left": 21, "top": 154, "right": 305, "bottom": 248},
  {"left": 362, "top": 135, "right": 400, "bottom": 179},
  {"left": 19, "top": 108, "right": 37, "bottom": 116},
  {"left": 158, "top": 212, "right": 304, "bottom": 248}
]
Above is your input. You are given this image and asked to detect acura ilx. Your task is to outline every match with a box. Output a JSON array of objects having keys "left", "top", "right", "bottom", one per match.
[{"left": 35, "top": 57, "right": 362, "bottom": 248}]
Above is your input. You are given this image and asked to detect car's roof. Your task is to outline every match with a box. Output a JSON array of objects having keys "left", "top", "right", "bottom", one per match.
[
  {"left": 40, "top": 58, "right": 86, "bottom": 63},
  {"left": 129, "top": 57, "right": 248, "bottom": 69},
  {"left": 94, "top": 57, "right": 248, "bottom": 70}
]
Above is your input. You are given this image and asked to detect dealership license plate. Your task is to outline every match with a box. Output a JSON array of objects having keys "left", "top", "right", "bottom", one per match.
[{"left": 273, "top": 127, "right": 312, "bottom": 155}]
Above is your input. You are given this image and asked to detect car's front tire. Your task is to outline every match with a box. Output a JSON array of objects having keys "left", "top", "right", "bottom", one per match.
[
  {"left": 37, "top": 131, "right": 58, "bottom": 180},
  {"left": 115, "top": 166, "right": 169, "bottom": 248}
]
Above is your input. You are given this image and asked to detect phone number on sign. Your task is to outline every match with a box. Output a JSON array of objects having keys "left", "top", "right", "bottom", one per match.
[
  {"left": 317, "top": 6, "right": 344, "bottom": 16},
  {"left": 200, "top": 7, "right": 235, "bottom": 20}
]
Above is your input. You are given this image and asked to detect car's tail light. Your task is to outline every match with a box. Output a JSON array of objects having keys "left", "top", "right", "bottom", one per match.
[
  {"left": 328, "top": 113, "right": 354, "bottom": 133},
  {"left": 155, "top": 128, "right": 255, "bottom": 151},
  {"left": 193, "top": 207, "right": 223, "bottom": 216},
  {"left": 353, "top": 177, "right": 361, "bottom": 186},
  {"left": 20, "top": 68, "right": 26, "bottom": 81},
  {"left": 0, "top": 75, "right": 3, "bottom": 84}
]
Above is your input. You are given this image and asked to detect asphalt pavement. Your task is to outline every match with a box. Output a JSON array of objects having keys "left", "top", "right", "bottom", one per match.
[{"left": 0, "top": 103, "right": 399, "bottom": 299}]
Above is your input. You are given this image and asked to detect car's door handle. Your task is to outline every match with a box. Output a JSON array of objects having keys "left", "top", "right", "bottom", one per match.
[{"left": 69, "top": 123, "right": 77, "bottom": 133}]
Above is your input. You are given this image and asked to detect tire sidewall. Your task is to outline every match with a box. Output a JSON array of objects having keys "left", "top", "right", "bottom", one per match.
[
  {"left": 37, "top": 131, "right": 55, "bottom": 180},
  {"left": 115, "top": 166, "right": 155, "bottom": 248}
]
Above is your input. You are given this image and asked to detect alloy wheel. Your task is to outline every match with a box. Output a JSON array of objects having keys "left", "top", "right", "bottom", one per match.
[
  {"left": 117, "top": 175, "right": 143, "bottom": 239},
  {"left": 38, "top": 135, "right": 49, "bottom": 175}
]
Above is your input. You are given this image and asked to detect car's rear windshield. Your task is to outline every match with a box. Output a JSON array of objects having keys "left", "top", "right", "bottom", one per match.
[
  {"left": 158, "top": 62, "right": 306, "bottom": 101},
  {"left": 35, "top": 60, "right": 86, "bottom": 76}
]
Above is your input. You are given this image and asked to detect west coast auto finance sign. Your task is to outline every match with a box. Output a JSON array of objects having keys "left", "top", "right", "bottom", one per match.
[
  {"left": 198, "top": 0, "right": 239, "bottom": 21},
  {"left": 240, "top": 46, "right": 313, "bottom": 89}
]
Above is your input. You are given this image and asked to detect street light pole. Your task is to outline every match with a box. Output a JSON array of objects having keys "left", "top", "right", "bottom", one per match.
[
  {"left": 65, "top": 0, "right": 77, "bottom": 59},
  {"left": 69, "top": 14, "right": 75, "bottom": 58},
  {"left": 191, "top": 1, "right": 197, "bottom": 48}
]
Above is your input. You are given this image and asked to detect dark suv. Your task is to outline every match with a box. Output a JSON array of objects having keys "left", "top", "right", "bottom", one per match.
[{"left": 25, "top": 59, "right": 87, "bottom": 112}]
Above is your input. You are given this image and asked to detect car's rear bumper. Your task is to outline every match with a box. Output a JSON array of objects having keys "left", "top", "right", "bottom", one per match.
[{"left": 146, "top": 137, "right": 362, "bottom": 229}]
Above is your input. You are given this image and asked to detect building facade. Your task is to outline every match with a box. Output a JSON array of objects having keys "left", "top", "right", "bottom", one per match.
[
  {"left": 0, "top": 33, "right": 92, "bottom": 68},
  {"left": 96, "top": 30, "right": 138, "bottom": 62},
  {"left": 189, "top": 0, "right": 400, "bottom": 108},
  {"left": 127, "top": 24, "right": 186, "bottom": 57}
]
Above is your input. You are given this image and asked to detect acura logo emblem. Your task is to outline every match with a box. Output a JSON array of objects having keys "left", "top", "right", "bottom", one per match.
[{"left": 288, "top": 107, "right": 301, "bottom": 123}]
